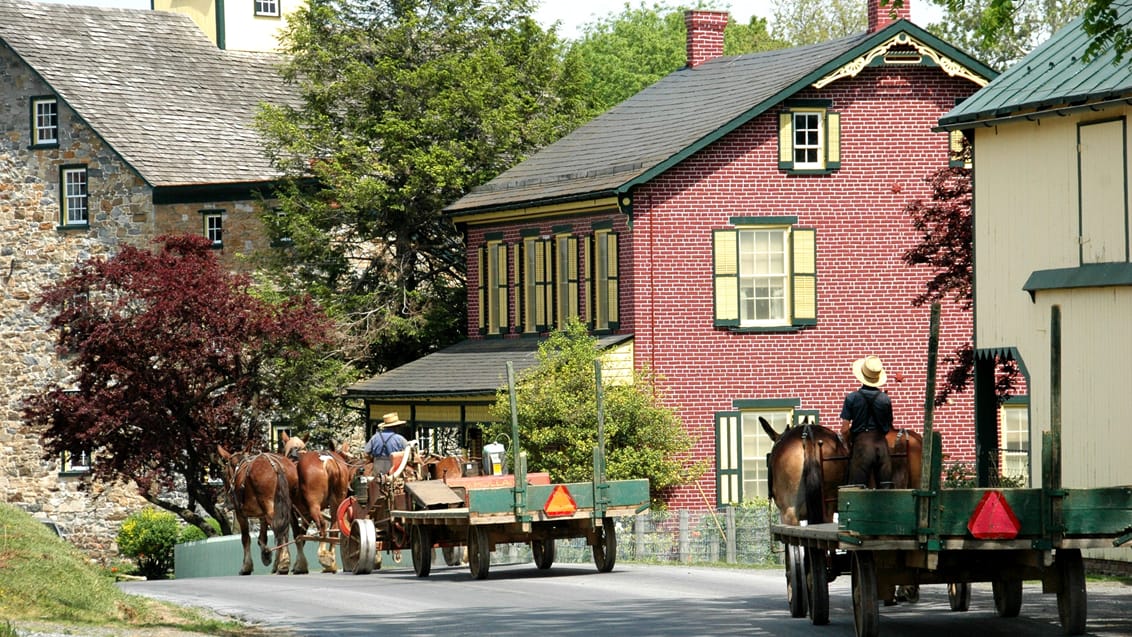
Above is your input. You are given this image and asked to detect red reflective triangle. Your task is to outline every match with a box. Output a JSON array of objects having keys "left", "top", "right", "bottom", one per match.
[
  {"left": 544, "top": 484, "right": 577, "bottom": 517},
  {"left": 968, "top": 490, "right": 1022, "bottom": 540}
]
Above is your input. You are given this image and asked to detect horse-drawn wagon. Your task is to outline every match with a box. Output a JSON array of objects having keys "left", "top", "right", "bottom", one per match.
[
  {"left": 770, "top": 305, "right": 1132, "bottom": 637},
  {"left": 330, "top": 361, "right": 650, "bottom": 579}
]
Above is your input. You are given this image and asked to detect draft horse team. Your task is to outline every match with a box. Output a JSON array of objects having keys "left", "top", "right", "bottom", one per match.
[{"left": 217, "top": 434, "right": 358, "bottom": 575}]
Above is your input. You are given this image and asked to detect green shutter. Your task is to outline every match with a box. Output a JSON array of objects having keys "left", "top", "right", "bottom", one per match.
[
  {"left": 476, "top": 246, "right": 487, "bottom": 334},
  {"left": 713, "top": 230, "right": 739, "bottom": 326},
  {"left": 826, "top": 112, "right": 841, "bottom": 170},
  {"left": 716, "top": 411, "right": 742, "bottom": 506},
  {"left": 778, "top": 112, "right": 793, "bottom": 170},
  {"left": 792, "top": 228, "right": 817, "bottom": 325}
]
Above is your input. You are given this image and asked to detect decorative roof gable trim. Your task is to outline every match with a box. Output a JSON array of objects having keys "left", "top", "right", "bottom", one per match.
[{"left": 813, "top": 32, "right": 990, "bottom": 89}]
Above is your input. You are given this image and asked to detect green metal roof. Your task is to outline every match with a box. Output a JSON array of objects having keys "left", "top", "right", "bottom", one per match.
[
  {"left": 448, "top": 20, "right": 995, "bottom": 217},
  {"left": 940, "top": 8, "right": 1132, "bottom": 129}
]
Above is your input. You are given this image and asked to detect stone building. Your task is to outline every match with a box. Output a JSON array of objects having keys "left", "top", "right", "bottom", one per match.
[{"left": 0, "top": 0, "right": 295, "bottom": 560}]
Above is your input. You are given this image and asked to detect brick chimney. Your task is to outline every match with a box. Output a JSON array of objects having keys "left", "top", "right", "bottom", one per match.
[
  {"left": 685, "top": 10, "right": 728, "bottom": 68},
  {"left": 868, "top": 0, "right": 912, "bottom": 32}
]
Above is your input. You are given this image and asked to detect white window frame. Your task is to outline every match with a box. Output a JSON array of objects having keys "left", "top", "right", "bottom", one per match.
[
  {"left": 254, "top": 0, "right": 280, "bottom": 16},
  {"left": 739, "top": 227, "right": 791, "bottom": 327},
  {"left": 1000, "top": 402, "right": 1030, "bottom": 485},
  {"left": 32, "top": 97, "right": 58, "bottom": 146},
  {"left": 203, "top": 210, "right": 224, "bottom": 247},
  {"left": 61, "top": 166, "right": 88, "bottom": 226},
  {"left": 792, "top": 111, "right": 823, "bottom": 169}
]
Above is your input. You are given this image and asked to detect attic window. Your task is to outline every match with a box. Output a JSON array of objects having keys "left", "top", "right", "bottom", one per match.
[
  {"left": 884, "top": 47, "right": 922, "bottom": 64},
  {"left": 254, "top": 0, "right": 279, "bottom": 16},
  {"left": 31, "top": 97, "right": 58, "bottom": 147}
]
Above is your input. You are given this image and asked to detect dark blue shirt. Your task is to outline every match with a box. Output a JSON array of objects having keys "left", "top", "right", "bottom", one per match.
[
  {"left": 839, "top": 386, "right": 893, "bottom": 434},
  {"left": 364, "top": 430, "right": 408, "bottom": 458}
]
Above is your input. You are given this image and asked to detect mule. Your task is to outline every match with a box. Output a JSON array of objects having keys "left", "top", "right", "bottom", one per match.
[
  {"left": 281, "top": 433, "right": 358, "bottom": 573},
  {"left": 216, "top": 446, "right": 298, "bottom": 575}
]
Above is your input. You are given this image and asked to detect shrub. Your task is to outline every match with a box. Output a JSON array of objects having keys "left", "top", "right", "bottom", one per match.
[
  {"left": 178, "top": 518, "right": 221, "bottom": 544},
  {"left": 117, "top": 508, "right": 179, "bottom": 579}
]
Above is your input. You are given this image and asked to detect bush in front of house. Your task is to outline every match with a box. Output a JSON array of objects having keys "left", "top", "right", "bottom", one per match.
[
  {"left": 177, "top": 517, "right": 222, "bottom": 544},
  {"left": 116, "top": 508, "right": 179, "bottom": 579}
]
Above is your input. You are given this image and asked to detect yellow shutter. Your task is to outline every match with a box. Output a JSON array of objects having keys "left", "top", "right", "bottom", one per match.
[
  {"left": 778, "top": 112, "right": 793, "bottom": 166},
  {"left": 713, "top": 230, "right": 739, "bottom": 325},
  {"left": 582, "top": 236, "right": 592, "bottom": 325},
  {"left": 495, "top": 243, "right": 509, "bottom": 332},
  {"left": 476, "top": 246, "right": 486, "bottom": 332},
  {"left": 606, "top": 233, "right": 619, "bottom": 325},
  {"left": 567, "top": 236, "right": 579, "bottom": 320},
  {"left": 792, "top": 228, "right": 817, "bottom": 324},
  {"left": 826, "top": 112, "right": 840, "bottom": 168}
]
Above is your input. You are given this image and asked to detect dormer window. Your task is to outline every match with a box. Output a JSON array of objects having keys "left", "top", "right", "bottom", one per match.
[
  {"left": 31, "top": 97, "right": 58, "bottom": 147},
  {"left": 254, "top": 0, "right": 279, "bottom": 16}
]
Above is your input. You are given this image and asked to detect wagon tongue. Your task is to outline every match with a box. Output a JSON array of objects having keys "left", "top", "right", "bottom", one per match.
[{"left": 967, "top": 490, "right": 1022, "bottom": 540}]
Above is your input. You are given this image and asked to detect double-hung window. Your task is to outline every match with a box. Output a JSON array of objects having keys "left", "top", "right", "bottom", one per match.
[
  {"left": 778, "top": 100, "right": 840, "bottom": 173},
  {"left": 717, "top": 405, "right": 810, "bottom": 505},
  {"left": 713, "top": 218, "right": 816, "bottom": 329},
  {"left": 1000, "top": 400, "right": 1030, "bottom": 485},
  {"left": 31, "top": 97, "right": 59, "bottom": 147},
  {"left": 254, "top": 0, "right": 279, "bottom": 16},
  {"left": 202, "top": 209, "right": 224, "bottom": 248},
  {"left": 476, "top": 236, "right": 509, "bottom": 335},
  {"left": 518, "top": 232, "right": 553, "bottom": 334},
  {"left": 60, "top": 165, "right": 88, "bottom": 227},
  {"left": 584, "top": 224, "right": 619, "bottom": 331}
]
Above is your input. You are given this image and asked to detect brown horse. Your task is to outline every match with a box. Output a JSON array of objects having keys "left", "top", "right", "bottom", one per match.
[
  {"left": 761, "top": 417, "right": 923, "bottom": 525},
  {"left": 281, "top": 433, "right": 358, "bottom": 573},
  {"left": 216, "top": 446, "right": 298, "bottom": 575}
]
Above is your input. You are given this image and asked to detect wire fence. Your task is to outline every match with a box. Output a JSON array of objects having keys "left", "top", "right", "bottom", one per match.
[{"left": 491, "top": 505, "right": 784, "bottom": 567}]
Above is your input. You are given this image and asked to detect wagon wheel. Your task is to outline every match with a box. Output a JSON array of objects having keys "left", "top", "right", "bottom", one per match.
[
  {"left": 342, "top": 518, "right": 376, "bottom": 575},
  {"left": 992, "top": 579, "right": 1023, "bottom": 618},
  {"left": 1055, "top": 548, "right": 1087, "bottom": 635},
  {"left": 468, "top": 526, "right": 491, "bottom": 580},
  {"left": 851, "top": 551, "right": 879, "bottom": 637},
  {"left": 532, "top": 537, "right": 556, "bottom": 570},
  {"left": 442, "top": 546, "right": 465, "bottom": 566},
  {"left": 411, "top": 525, "right": 432, "bottom": 578},
  {"left": 947, "top": 582, "right": 971, "bottom": 612},
  {"left": 786, "top": 544, "right": 808, "bottom": 618},
  {"left": 592, "top": 517, "right": 617, "bottom": 573},
  {"left": 804, "top": 547, "right": 830, "bottom": 626}
]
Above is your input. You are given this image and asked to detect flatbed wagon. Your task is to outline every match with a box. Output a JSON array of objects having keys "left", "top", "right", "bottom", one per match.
[
  {"left": 771, "top": 305, "right": 1132, "bottom": 636},
  {"left": 333, "top": 361, "right": 650, "bottom": 579}
]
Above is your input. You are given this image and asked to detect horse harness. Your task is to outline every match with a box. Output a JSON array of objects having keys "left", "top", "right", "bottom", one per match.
[{"left": 227, "top": 452, "right": 288, "bottom": 515}]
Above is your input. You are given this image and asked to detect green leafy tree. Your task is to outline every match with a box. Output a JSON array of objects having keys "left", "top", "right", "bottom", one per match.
[
  {"left": 22, "top": 235, "right": 334, "bottom": 536},
  {"left": 924, "top": 0, "right": 1086, "bottom": 70},
  {"left": 772, "top": 0, "right": 865, "bottom": 45},
  {"left": 489, "top": 320, "right": 702, "bottom": 506},
  {"left": 567, "top": 2, "right": 784, "bottom": 115},
  {"left": 256, "top": 0, "right": 589, "bottom": 375}
]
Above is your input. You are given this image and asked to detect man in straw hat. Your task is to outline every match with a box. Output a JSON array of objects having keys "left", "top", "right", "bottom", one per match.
[
  {"left": 364, "top": 412, "right": 409, "bottom": 474},
  {"left": 839, "top": 356, "right": 895, "bottom": 489}
]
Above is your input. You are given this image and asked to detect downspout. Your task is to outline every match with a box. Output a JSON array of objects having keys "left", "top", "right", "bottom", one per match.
[{"left": 215, "top": 0, "right": 227, "bottom": 50}]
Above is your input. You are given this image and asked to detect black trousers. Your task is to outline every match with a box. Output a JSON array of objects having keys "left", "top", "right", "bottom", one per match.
[{"left": 847, "top": 430, "right": 893, "bottom": 488}]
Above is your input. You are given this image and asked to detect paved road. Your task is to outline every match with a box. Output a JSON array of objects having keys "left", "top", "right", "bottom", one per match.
[{"left": 121, "top": 562, "right": 1132, "bottom": 637}]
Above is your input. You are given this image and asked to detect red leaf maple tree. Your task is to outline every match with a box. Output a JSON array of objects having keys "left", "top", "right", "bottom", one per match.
[{"left": 23, "top": 235, "right": 333, "bottom": 535}]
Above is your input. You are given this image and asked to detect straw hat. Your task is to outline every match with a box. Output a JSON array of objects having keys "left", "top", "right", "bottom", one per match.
[
  {"left": 852, "top": 356, "right": 888, "bottom": 388},
  {"left": 379, "top": 412, "right": 407, "bottom": 428}
]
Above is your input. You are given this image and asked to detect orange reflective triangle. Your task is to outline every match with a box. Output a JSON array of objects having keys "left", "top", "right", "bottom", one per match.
[
  {"left": 544, "top": 484, "right": 577, "bottom": 517},
  {"left": 968, "top": 490, "right": 1021, "bottom": 540}
]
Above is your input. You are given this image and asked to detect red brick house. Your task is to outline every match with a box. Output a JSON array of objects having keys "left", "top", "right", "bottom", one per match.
[{"left": 346, "top": 0, "right": 996, "bottom": 508}]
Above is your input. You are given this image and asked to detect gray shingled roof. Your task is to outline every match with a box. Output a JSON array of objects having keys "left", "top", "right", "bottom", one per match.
[
  {"left": 448, "top": 21, "right": 995, "bottom": 215},
  {"left": 345, "top": 334, "right": 633, "bottom": 398},
  {"left": 940, "top": 8, "right": 1132, "bottom": 128},
  {"left": 0, "top": 0, "right": 297, "bottom": 187}
]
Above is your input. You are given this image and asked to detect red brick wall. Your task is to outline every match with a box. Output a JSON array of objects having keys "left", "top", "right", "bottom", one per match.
[{"left": 629, "top": 66, "right": 980, "bottom": 509}]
